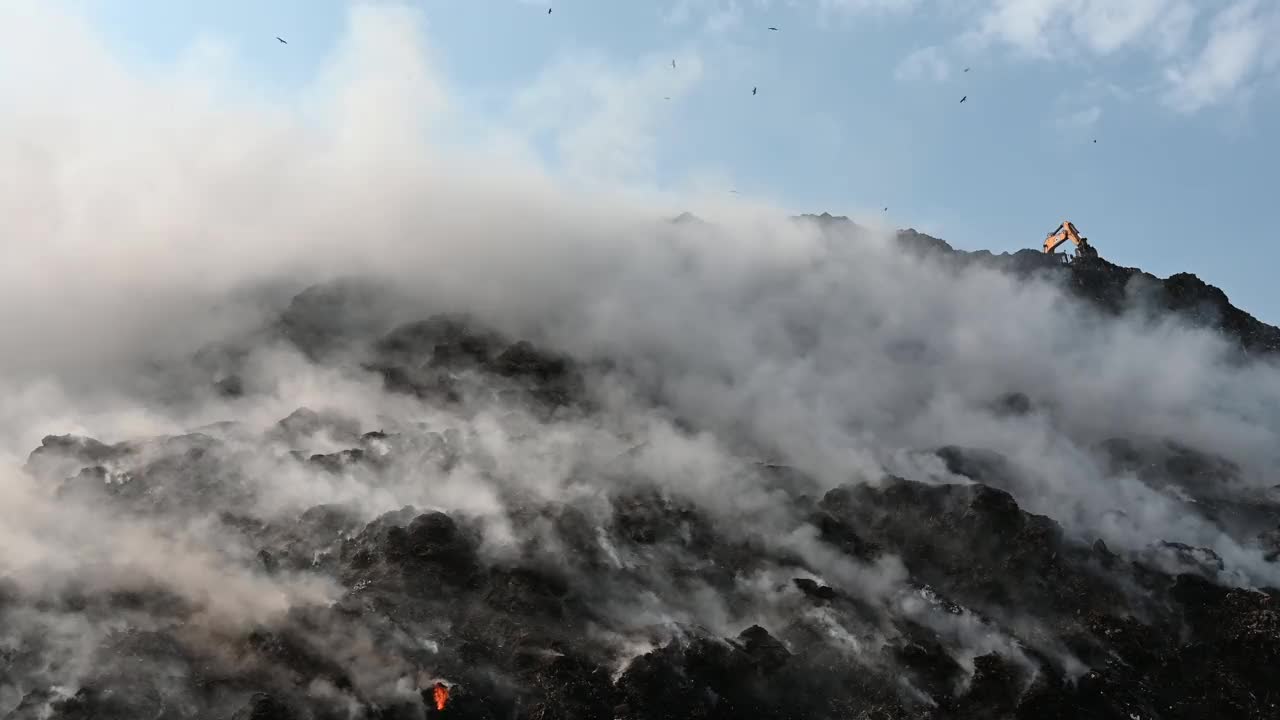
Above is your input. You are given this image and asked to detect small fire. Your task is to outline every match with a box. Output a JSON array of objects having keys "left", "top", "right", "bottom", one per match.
[{"left": 433, "top": 682, "right": 450, "bottom": 711}]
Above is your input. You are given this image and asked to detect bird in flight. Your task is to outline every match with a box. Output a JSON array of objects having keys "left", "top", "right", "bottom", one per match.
[
  {"left": 752, "top": 86, "right": 757, "bottom": 95},
  {"left": 276, "top": 36, "right": 287, "bottom": 44},
  {"left": 959, "top": 95, "right": 967, "bottom": 103},
  {"left": 672, "top": 59, "right": 676, "bottom": 69},
  {"left": 547, "top": 7, "right": 552, "bottom": 13},
  {"left": 963, "top": 67, "right": 970, "bottom": 72}
]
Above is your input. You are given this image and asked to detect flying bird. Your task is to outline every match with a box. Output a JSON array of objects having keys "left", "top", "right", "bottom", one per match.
[
  {"left": 752, "top": 86, "right": 757, "bottom": 95},
  {"left": 276, "top": 36, "right": 287, "bottom": 44},
  {"left": 548, "top": 7, "right": 552, "bottom": 13},
  {"left": 884, "top": 207, "right": 888, "bottom": 212},
  {"left": 1093, "top": 139, "right": 1097, "bottom": 143},
  {"left": 963, "top": 67, "right": 970, "bottom": 72},
  {"left": 959, "top": 95, "right": 966, "bottom": 103},
  {"left": 672, "top": 59, "right": 676, "bottom": 69},
  {"left": 768, "top": 27, "right": 779, "bottom": 31},
  {"left": 664, "top": 96, "right": 671, "bottom": 100}
]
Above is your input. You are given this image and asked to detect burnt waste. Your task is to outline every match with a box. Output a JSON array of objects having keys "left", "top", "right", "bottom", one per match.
[{"left": 4, "top": 223, "right": 1280, "bottom": 720}]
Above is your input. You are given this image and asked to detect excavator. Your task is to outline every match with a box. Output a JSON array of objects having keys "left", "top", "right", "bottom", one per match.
[{"left": 1042, "top": 220, "right": 1098, "bottom": 260}]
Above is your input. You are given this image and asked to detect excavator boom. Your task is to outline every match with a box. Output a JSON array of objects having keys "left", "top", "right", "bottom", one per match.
[{"left": 1042, "top": 219, "right": 1097, "bottom": 258}]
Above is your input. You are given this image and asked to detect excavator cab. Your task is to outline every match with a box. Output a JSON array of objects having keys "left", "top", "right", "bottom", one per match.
[{"left": 1043, "top": 220, "right": 1098, "bottom": 261}]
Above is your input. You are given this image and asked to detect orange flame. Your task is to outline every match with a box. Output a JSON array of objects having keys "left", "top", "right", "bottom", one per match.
[{"left": 433, "top": 682, "right": 450, "bottom": 711}]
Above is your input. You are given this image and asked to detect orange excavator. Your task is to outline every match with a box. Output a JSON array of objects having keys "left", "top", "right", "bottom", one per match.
[{"left": 1043, "top": 220, "right": 1098, "bottom": 259}]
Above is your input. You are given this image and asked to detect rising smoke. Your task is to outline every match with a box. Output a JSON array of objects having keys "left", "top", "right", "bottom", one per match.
[{"left": 2, "top": 2, "right": 1279, "bottom": 718}]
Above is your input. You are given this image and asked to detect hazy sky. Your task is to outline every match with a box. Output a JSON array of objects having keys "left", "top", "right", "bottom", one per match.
[{"left": 65, "top": 0, "right": 1280, "bottom": 320}]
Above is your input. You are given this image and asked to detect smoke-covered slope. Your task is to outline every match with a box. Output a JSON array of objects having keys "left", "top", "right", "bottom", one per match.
[
  {"left": 4, "top": 5, "right": 1280, "bottom": 718},
  {"left": 814, "top": 213, "right": 1280, "bottom": 359},
  {"left": 4, "top": 224, "right": 1280, "bottom": 719}
]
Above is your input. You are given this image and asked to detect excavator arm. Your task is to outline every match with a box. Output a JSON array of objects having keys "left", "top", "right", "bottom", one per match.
[{"left": 1042, "top": 220, "right": 1097, "bottom": 258}]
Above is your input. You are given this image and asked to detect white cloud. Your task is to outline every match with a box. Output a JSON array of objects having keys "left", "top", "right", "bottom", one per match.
[
  {"left": 815, "top": 0, "right": 922, "bottom": 27},
  {"left": 1150, "top": 2, "right": 1198, "bottom": 57},
  {"left": 1069, "top": 1, "right": 1196, "bottom": 55},
  {"left": 974, "top": 0, "right": 1068, "bottom": 55},
  {"left": 778, "top": 0, "right": 1279, "bottom": 114},
  {"left": 973, "top": 0, "right": 1198, "bottom": 59},
  {"left": 710, "top": 0, "right": 1279, "bottom": 113},
  {"left": 662, "top": 0, "right": 746, "bottom": 32},
  {"left": 510, "top": 51, "right": 706, "bottom": 185},
  {"left": 1050, "top": 77, "right": 1129, "bottom": 133},
  {"left": 819, "top": 0, "right": 922, "bottom": 14},
  {"left": 1162, "top": 0, "right": 1280, "bottom": 114},
  {"left": 895, "top": 45, "right": 951, "bottom": 82},
  {"left": 1057, "top": 104, "right": 1101, "bottom": 131},
  {"left": 915, "top": 0, "right": 1274, "bottom": 115}
]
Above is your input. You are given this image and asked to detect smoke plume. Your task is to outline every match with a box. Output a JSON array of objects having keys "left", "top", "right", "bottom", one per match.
[{"left": 2, "top": 2, "right": 1278, "bottom": 718}]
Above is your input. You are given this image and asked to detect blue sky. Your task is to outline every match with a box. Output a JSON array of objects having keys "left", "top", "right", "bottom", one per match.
[{"left": 60, "top": 0, "right": 1280, "bottom": 321}]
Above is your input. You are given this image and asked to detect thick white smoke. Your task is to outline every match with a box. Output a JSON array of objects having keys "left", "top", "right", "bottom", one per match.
[{"left": 2, "top": 7, "right": 1280, "bottom": 711}]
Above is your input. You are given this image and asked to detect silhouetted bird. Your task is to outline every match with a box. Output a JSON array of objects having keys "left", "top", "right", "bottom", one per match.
[
  {"left": 960, "top": 95, "right": 966, "bottom": 103},
  {"left": 752, "top": 87, "right": 757, "bottom": 95},
  {"left": 276, "top": 36, "right": 287, "bottom": 44}
]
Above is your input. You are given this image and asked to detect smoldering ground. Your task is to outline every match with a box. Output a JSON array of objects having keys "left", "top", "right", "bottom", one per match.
[{"left": 2, "top": 2, "right": 1280, "bottom": 718}]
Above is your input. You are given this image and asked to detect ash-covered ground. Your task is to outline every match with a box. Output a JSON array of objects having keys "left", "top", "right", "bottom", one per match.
[{"left": 3, "top": 4, "right": 1280, "bottom": 718}]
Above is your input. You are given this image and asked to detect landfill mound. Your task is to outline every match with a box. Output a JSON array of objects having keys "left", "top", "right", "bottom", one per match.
[
  {"left": 4, "top": 221, "right": 1280, "bottom": 720},
  {"left": 815, "top": 214, "right": 1280, "bottom": 358}
]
